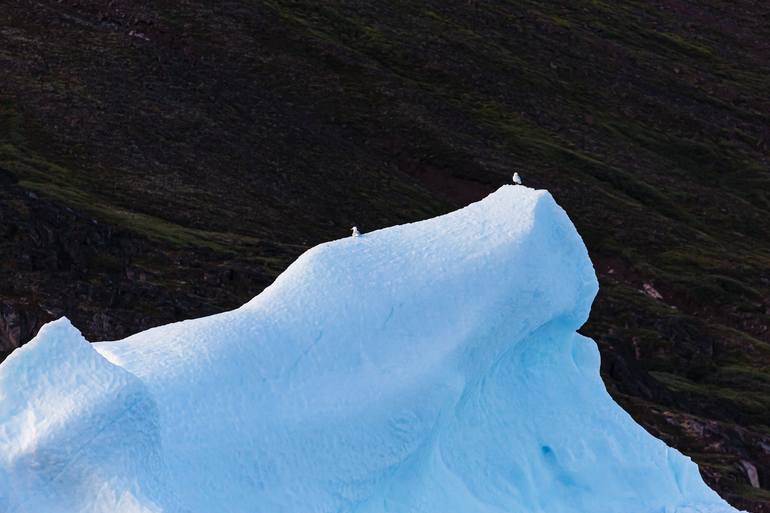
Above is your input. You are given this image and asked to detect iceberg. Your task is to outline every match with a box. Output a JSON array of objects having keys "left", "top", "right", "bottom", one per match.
[{"left": 0, "top": 186, "right": 740, "bottom": 513}]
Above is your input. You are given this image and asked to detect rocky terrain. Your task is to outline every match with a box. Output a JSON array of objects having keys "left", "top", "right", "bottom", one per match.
[{"left": 1, "top": 0, "right": 769, "bottom": 510}]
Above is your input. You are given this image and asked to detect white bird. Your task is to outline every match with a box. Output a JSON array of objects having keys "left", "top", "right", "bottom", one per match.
[
  {"left": 512, "top": 172, "right": 522, "bottom": 185},
  {"left": 351, "top": 226, "right": 360, "bottom": 237}
]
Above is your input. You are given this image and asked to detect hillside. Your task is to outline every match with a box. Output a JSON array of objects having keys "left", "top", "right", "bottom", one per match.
[{"left": 1, "top": 0, "right": 769, "bottom": 510}]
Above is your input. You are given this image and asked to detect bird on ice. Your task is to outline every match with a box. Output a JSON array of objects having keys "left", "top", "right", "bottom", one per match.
[
  {"left": 512, "top": 172, "right": 522, "bottom": 185},
  {"left": 351, "top": 226, "right": 360, "bottom": 237}
]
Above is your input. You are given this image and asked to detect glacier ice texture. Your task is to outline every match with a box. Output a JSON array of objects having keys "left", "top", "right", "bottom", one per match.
[{"left": 0, "top": 186, "right": 741, "bottom": 513}]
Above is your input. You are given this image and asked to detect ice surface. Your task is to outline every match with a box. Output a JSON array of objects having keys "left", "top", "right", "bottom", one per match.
[
  {"left": 0, "top": 186, "right": 741, "bottom": 513},
  {"left": 0, "top": 319, "right": 168, "bottom": 513}
]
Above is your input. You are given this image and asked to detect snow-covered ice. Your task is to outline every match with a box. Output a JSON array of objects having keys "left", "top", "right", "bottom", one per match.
[{"left": 0, "top": 186, "right": 741, "bottom": 513}]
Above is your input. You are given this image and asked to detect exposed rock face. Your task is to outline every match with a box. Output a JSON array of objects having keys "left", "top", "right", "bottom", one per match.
[
  {"left": 0, "top": 303, "right": 33, "bottom": 354},
  {"left": 0, "top": 168, "right": 276, "bottom": 358},
  {"left": 741, "top": 461, "right": 760, "bottom": 489}
]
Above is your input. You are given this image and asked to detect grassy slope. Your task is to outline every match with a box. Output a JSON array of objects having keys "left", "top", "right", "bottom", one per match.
[{"left": 2, "top": 0, "right": 770, "bottom": 509}]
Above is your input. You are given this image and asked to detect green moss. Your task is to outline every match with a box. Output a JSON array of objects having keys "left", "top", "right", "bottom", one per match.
[
  {"left": 740, "top": 486, "right": 770, "bottom": 502},
  {"left": 709, "top": 366, "right": 770, "bottom": 388},
  {"left": 651, "top": 32, "right": 714, "bottom": 59},
  {"left": 548, "top": 15, "right": 572, "bottom": 28},
  {"left": 0, "top": 105, "right": 272, "bottom": 252},
  {"left": 651, "top": 370, "right": 770, "bottom": 418}
]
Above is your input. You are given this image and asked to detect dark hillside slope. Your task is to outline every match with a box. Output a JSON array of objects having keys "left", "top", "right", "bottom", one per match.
[{"left": 1, "top": 1, "right": 769, "bottom": 510}]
